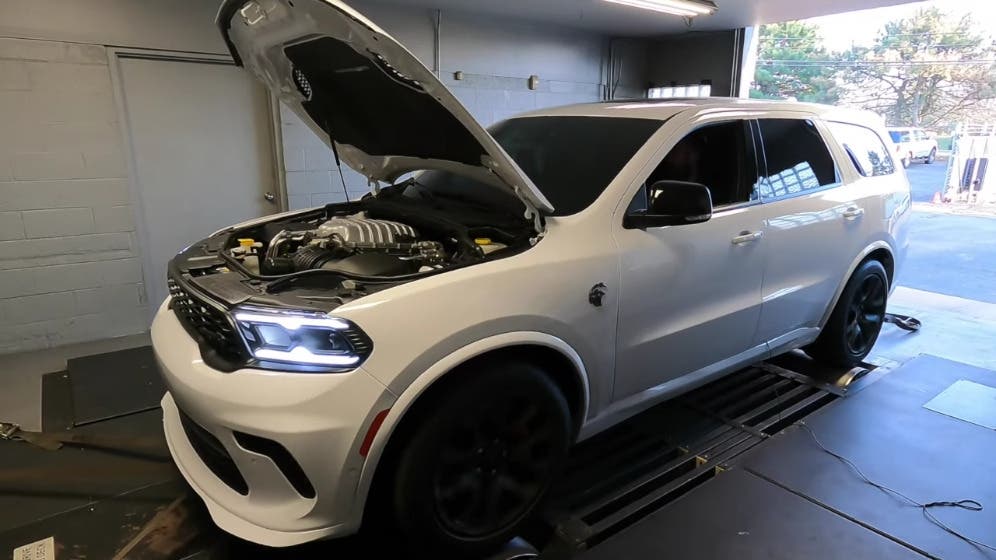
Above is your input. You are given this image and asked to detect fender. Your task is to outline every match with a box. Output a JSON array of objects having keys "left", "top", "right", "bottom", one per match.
[
  {"left": 350, "top": 331, "right": 589, "bottom": 521},
  {"left": 818, "top": 240, "right": 894, "bottom": 328}
]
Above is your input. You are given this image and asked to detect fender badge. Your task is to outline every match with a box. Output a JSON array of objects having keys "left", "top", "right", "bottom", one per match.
[{"left": 589, "top": 283, "right": 607, "bottom": 307}]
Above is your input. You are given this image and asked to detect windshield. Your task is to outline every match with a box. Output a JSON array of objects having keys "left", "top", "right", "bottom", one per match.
[{"left": 407, "top": 116, "right": 663, "bottom": 216}]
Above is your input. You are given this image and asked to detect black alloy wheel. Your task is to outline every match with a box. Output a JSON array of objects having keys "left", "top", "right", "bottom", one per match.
[
  {"left": 843, "top": 273, "right": 887, "bottom": 356},
  {"left": 434, "top": 396, "right": 561, "bottom": 538},
  {"left": 387, "top": 360, "right": 572, "bottom": 556},
  {"left": 805, "top": 259, "right": 889, "bottom": 367}
]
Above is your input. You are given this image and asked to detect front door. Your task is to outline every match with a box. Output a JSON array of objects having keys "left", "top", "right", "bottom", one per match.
[{"left": 613, "top": 120, "right": 766, "bottom": 401}]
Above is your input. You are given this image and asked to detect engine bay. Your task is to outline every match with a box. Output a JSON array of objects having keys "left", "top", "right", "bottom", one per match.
[
  {"left": 243, "top": 213, "right": 455, "bottom": 277},
  {"left": 167, "top": 187, "right": 538, "bottom": 311}
]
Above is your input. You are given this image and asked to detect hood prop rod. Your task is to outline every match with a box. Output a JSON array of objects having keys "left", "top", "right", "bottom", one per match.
[{"left": 324, "top": 116, "right": 351, "bottom": 203}]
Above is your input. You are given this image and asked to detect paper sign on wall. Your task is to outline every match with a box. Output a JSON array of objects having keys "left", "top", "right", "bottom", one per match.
[{"left": 12, "top": 536, "right": 55, "bottom": 560}]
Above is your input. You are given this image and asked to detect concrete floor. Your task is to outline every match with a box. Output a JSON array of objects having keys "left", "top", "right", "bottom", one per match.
[{"left": 872, "top": 286, "right": 996, "bottom": 371}]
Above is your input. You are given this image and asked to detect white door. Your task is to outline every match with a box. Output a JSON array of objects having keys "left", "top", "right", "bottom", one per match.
[
  {"left": 613, "top": 120, "right": 765, "bottom": 401},
  {"left": 117, "top": 56, "right": 278, "bottom": 313},
  {"left": 753, "top": 118, "right": 868, "bottom": 346}
]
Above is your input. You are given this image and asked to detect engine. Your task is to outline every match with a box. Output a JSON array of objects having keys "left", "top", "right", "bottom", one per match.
[{"left": 255, "top": 213, "right": 446, "bottom": 276}]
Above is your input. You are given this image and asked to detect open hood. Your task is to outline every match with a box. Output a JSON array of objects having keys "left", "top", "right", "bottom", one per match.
[{"left": 217, "top": 0, "right": 554, "bottom": 219}]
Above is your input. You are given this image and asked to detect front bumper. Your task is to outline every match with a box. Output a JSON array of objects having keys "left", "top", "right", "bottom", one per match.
[{"left": 152, "top": 301, "right": 395, "bottom": 547}]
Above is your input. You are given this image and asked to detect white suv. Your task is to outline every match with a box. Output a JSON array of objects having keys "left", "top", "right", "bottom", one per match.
[
  {"left": 152, "top": 0, "right": 912, "bottom": 554},
  {"left": 887, "top": 126, "right": 939, "bottom": 167}
]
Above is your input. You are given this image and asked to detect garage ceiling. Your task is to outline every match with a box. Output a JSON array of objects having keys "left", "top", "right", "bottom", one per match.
[{"left": 366, "top": 0, "right": 923, "bottom": 36}]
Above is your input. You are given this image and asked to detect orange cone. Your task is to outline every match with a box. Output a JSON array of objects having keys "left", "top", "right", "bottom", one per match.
[{"left": 932, "top": 191, "right": 943, "bottom": 204}]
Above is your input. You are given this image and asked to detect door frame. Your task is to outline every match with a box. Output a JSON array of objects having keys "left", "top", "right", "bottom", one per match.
[{"left": 106, "top": 47, "right": 287, "bottom": 322}]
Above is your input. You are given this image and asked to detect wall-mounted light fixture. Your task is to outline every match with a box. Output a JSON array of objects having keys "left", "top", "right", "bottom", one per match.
[
  {"left": 528, "top": 75, "right": 540, "bottom": 90},
  {"left": 603, "top": 0, "right": 717, "bottom": 17}
]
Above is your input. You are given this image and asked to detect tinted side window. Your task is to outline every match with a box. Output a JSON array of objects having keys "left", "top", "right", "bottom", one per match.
[
  {"left": 644, "top": 121, "right": 758, "bottom": 208},
  {"left": 757, "top": 119, "right": 838, "bottom": 200},
  {"left": 827, "top": 122, "right": 896, "bottom": 177}
]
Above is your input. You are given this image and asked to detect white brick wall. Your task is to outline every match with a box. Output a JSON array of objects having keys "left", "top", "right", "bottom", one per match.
[
  {"left": 0, "top": 38, "right": 147, "bottom": 353},
  {"left": 281, "top": 104, "right": 370, "bottom": 210}
]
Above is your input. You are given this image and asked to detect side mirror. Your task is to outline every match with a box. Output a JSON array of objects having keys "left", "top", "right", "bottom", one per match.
[{"left": 624, "top": 180, "right": 713, "bottom": 229}]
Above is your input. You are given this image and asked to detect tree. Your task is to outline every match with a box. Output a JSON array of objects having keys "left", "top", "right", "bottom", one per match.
[
  {"left": 751, "top": 22, "right": 841, "bottom": 104},
  {"left": 840, "top": 8, "right": 996, "bottom": 128}
]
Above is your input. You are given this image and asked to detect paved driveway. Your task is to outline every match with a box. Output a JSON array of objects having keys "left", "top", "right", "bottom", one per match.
[
  {"left": 897, "top": 159, "right": 996, "bottom": 304},
  {"left": 904, "top": 160, "right": 947, "bottom": 202}
]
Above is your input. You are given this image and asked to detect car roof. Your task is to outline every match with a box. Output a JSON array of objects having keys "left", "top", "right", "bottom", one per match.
[{"left": 513, "top": 97, "right": 880, "bottom": 125}]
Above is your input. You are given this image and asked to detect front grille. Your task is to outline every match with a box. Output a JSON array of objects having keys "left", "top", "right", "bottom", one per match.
[
  {"left": 168, "top": 276, "right": 245, "bottom": 363},
  {"left": 178, "top": 408, "right": 249, "bottom": 495}
]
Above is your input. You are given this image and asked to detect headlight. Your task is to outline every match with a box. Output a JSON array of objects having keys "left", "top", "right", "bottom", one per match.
[{"left": 232, "top": 306, "right": 372, "bottom": 372}]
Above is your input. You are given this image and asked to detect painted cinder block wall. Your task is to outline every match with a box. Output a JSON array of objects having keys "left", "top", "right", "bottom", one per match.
[
  {"left": 0, "top": 0, "right": 228, "bottom": 353},
  {"left": 0, "top": 39, "right": 147, "bottom": 353}
]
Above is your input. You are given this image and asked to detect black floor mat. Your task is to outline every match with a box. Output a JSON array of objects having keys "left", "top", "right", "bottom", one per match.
[
  {"left": 742, "top": 355, "right": 996, "bottom": 560},
  {"left": 579, "top": 468, "right": 921, "bottom": 560},
  {"left": 68, "top": 346, "right": 165, "bottom": 426}
]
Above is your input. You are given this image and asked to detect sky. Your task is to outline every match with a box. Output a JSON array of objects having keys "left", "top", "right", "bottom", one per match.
[{"left": 806, "top": 0, "right": 996, "bottom": 52}]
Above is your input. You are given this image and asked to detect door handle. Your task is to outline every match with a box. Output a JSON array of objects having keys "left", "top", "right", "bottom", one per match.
[
  {"left": 263, "top": 192, "right": 276, "bottom": 203},
  {"left": 732, "top": 230, "right": 764, "bottom": 245},
  {"left": 842, "top": 206, "right": 865, "bottom": 219}
]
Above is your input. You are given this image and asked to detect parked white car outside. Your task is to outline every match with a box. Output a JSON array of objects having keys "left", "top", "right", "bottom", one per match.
[
  {"left": 887, "top": 126, "right": 939, "bottom": 167},
  {"left": 152, "top": 0, "right": 913, "bottom": 555}
]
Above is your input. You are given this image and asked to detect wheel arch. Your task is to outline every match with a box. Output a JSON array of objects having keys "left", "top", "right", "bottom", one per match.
[
  {"left": 353, "top": 332, "right": 590, "bottom": 525},
  {"left": 819, "top": 241, "right": 895, "bottom": 329}
]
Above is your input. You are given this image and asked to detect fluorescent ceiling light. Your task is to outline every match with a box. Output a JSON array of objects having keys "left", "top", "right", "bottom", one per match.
[{"left": 603, "top": 0, "right": 717, "bottom": 17}]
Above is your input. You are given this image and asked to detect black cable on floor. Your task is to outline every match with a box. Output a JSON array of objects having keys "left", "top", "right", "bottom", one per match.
[{"left": 794, "top": 421, "right": 996, "bottom": 554}]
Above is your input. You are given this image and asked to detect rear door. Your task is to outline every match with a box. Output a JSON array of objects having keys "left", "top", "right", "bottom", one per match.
[
  {"left": 912, "top": 130, "right": 926, "bottom": 157},
  {"left": 752, "top": 117, "right": 868, "bottom": 348},
  {"left": 913, "top": 129, "right": 934, "bottom": 159}
]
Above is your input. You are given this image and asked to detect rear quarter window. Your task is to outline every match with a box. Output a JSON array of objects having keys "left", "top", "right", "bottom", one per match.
[{"left": 827, "top": 122, "right": 896, "bottom": 177}]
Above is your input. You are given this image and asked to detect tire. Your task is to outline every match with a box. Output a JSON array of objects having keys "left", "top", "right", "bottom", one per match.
[
  {"left": 805, "top": 259, "right": 888, "bottom": 368},
  {"left": 389, "top": 360, "right": 571, "bottom": 556},
  {"left": 926, "top": 148, "right": 937, "bottom": 164}
]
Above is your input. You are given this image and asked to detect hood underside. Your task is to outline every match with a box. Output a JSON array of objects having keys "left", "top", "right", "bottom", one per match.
[{"left": 217, "top": 0, "right": 554, "bottom": 216}]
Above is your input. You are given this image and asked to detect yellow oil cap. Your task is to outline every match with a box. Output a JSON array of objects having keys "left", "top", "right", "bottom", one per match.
[
  {"left": 238, "top": 238, "right": 255, "bottom": 247},
  {"left": 474, "top": 237, "right": 492, "bottom": 245}
]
